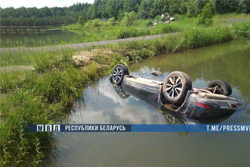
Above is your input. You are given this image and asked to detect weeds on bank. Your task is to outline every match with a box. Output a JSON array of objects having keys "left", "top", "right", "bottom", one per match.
[
  {"left": 232, "top": 21, "right": 250, "bottom": 38},
  {"left": 116, "top": 26, "right": 233, "bottom": 63},
  {"left": 0, "top": 46, "right": 126, "bottom": 166}
]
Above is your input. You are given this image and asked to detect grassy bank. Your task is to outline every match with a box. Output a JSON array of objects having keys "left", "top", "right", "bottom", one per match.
[
  {"left": 0, "top": 25, "right": 242, "bottom": 166},
  {"left": 1, "top": 14, "right": 248, "bottom": 48}
]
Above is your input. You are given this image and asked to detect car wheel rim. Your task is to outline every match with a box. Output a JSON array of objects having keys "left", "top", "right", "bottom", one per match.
[
  {"left": 166, "top": 75, "right": 183, "bottom": 98},
  {"left": 113, "top": 67, "right": 123, "bottom": 84},
  {"left": 215, "top": 85, "right": 224, "bottom": 94}
]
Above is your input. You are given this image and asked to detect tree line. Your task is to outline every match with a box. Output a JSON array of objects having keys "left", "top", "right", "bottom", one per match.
[
  {"left": 0, "top": 0, "right": 249, "bottom": 27},
  {"left": 0, "top": 3, "right": 90, "bottom": 26}
]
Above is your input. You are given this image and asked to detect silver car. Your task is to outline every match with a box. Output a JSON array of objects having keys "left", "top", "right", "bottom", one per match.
[{"left": 110, "top": 64, "right": 242, "bottom": 119}]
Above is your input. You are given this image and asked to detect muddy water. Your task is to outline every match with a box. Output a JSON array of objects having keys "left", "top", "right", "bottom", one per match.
[{"left": 52, "top": 40, "right": 250, "bottom": 167}]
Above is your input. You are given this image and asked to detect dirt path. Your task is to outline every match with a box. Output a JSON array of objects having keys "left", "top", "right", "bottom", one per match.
[
  {"left": 225, "top": 18, "right": 250, "bottom": 24},
  {"left": 0, "top": 33, "right": 177, "bottom": 54}
]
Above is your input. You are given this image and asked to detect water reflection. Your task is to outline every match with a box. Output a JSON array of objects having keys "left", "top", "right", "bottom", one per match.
[
  {"left": 112, "top": 83, "right": 232, "bottom": 125},
  {"left": 69, "top": 78, "right": 166, "bottom": 124}
]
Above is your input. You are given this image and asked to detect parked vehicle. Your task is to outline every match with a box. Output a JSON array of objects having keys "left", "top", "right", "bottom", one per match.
[{"left": 110, "top": 64, "right": 242, "bottom": 119}]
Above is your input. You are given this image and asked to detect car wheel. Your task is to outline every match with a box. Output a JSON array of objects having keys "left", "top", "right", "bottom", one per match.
[
  {"left": 112, "top": 64, "right": 129, "bottom": 85},
  {"left": 207, "top": 80, "right": 232, "bottom": 96},
  {"left": 162, "top": 71, "right": 192, "bottom": 105}
]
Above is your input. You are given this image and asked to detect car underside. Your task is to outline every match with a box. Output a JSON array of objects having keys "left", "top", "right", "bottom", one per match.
[{"left": 110, "top": 64, "right": 242, "bottom": 119}]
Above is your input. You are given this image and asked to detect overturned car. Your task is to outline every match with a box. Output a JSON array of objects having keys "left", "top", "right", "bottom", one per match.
[{"left": 110, "top": 64, "right": 241, "bottom": 119}]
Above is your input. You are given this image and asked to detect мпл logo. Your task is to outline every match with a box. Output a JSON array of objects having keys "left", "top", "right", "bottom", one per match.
[{"left": 36, "top": 124, "right": 60, "bottom": 132}]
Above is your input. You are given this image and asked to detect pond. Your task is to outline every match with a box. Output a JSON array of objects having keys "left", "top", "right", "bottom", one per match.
[{"left": 51, "top": 40, "right": 250, "bottom": 167}]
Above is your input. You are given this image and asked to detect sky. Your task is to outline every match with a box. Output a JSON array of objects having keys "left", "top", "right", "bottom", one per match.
[{"left": 0, "top": 0, "right": 94, "bottom": 9}]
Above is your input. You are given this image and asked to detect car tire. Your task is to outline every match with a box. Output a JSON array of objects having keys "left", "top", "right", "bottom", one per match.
[
  {"left": 207, "top": 80, "right": 232, "bottom": 96},
  {"left": 162, "top": 71, "right": 192, "bottom": 105},
  {"left": 112, "top": 64, "right": 129, "bottom": 85}
]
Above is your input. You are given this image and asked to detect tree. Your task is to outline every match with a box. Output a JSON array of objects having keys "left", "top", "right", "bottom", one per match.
[
  {"left": 124, "top": 0, "right": 140, "bottom": 13},
  {"left": 138, "top": 0, "right": 154, "bottom": 19},
  {"left": 118, "top": 9, "right": 125, "bottom": 21},
  {"left": 186, "top": 0, "right": 198, "bottom": 17},
  {"left": 238, "top": 0, "right": 250, "bottom": 14},
  {"left": 106, "top": 0, "right": 116, "bottom": 18},
  {"left": 168, "top": 0, "right": 187, "bottom": 15},
  {"left": 212, "top": 0, "right": 240, "bottom": 14},
  {"left": 152, "top": 0, "right": 169, "bottom": 18},
  {"left": 186, "top": 0, "right": 212, "bottom": 18},
  {"left": 195, "top": 0, "right": 210, "bottom": 14}
]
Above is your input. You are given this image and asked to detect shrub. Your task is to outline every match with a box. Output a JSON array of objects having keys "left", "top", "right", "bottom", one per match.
[
  {"left": 92, "top": 19, "right": 102, "bottom": 27},
  {"left": 108, "top": 17, "right": 116, "bottom": 26},
  {"left": 78, "top": 16, "right": 85, "bottom": 26},
  {"left": 145, "top": 19, "right": 153, "bottom": 27},
  {"left": 197, "top": 3, "right": 213, "bottom": 26},
  {"left": 123, "top": 12, "right": 137, "bottom": 26},
  {"left": 154, "top": 15, "right": 161, "bottom": 22}
]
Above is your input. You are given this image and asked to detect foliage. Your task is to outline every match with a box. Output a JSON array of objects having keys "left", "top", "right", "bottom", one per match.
[
  {"left": 123, "top": 12, "right": 137, "bottom": 26},
  {"left": 78, "top": 16, "right": 85, "bottom": 26},
  {"left": 124, "top": 0, "right": 140, "bottom": 13},
  {"left": 232, "top": 21, "right": 250, "bottom": 38},
  {"left": 108, "top": 17, "right": 116, "bottom": 25},
  {"left": 238, "top": 0, "right": 250, "bottom": 14},
  {"left": 0, "top": 4, "right": 90, "bottom": 26},
  {"left": 186, "top": 0, "right": 197, "bottom": 18},
  {"left": 197, "top": 3, "right": 213, "bottom": 26},
  {"left": 168, "top": 0, "right": 187, "bottom": 15},
  {"left": 152, "top": 0, "right": 170, "bottom": 18},
  {"left": 138, "top": 0, "right": 154, "bottom": 19},
  {"left": 92, "top": 19, "right": 102, "bottom": 27},
  {"left": 145, "top": 20, "right": 153, "bottom": 27},
  {"left": 212, "top": 0, "right": 239, "bottom": 14},
  {"left": 0, "top": 0, "right": 249, "bottom": 27}
]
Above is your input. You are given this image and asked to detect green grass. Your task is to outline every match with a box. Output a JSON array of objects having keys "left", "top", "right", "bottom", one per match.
[
  {"left": 113, "top": 26, "right": 233, "bottom": 62},
  {"left": 232, "top": 21, "right": 250, "bottom": 38}
]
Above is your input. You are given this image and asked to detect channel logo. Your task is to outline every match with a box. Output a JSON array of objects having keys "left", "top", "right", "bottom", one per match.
[{"left": 36, "top": 124, "right": 60, "bottom": 132}]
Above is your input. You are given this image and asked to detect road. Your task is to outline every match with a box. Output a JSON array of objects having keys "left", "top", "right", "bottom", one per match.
[{"left": 0, "top": 33, "right": 177, "bottom": 54}]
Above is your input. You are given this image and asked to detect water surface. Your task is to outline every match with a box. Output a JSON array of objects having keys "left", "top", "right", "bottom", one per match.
[{"left": 52, "top": 40, "right": 250, "bottom": 167}]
